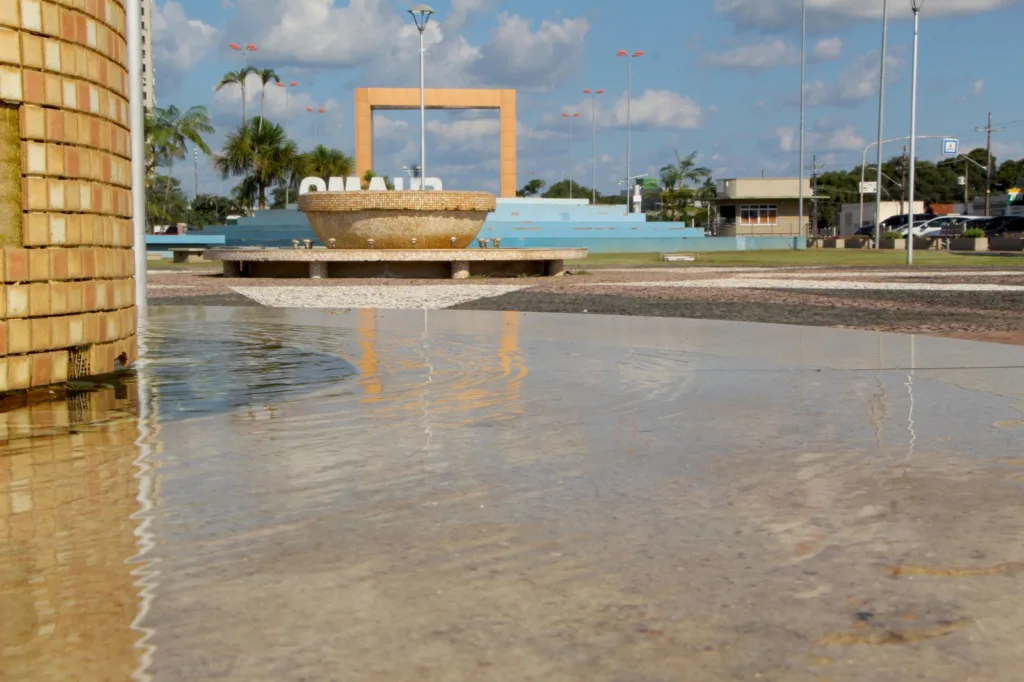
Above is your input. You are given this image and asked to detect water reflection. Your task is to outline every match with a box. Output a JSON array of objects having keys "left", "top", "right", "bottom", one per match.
[{"left": 0, "top": 382, "right": 141, "bottom": 682}]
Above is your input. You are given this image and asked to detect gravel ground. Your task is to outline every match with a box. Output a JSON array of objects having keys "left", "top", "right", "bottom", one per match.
[{"left": 146, "top": 267, "right": 1024, "bottom": 343}]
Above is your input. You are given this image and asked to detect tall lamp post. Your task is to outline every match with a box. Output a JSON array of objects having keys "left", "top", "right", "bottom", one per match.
[
  {"left": 128, "top": 0, "right": 147, "bottom": 316},
  {"left": 229, "top": 42, "right": 258, "bottom": 68},
  {"left": 409, "top": 5, "right": 434, "bottom": 191},
  {"left": 562, "top": 113, "right": 581, "bottom": 199},
  {"left": 798, "top": 0, "right": 806, "bottom": 237},
  {"left": 276, "top": 80, "right": 299, "bottom": 138},
  {"left": 306, "top": 106, "right": 325, "bottom": 146},
  {"left": 907, "top": 0, "right": 923, "bottom": 266},
  {"left": 873, "top": 0, "right": 889, "bottom": 248},
  {"left": 617, "top": 50, "right": 643, "bottom": 211},
  {"left": 583, "top": 89, "right": 604, "bottom": 204}
]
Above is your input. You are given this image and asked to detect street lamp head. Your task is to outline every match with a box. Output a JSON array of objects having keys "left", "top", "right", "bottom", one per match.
[
  {"left": 246, "top": 44, "right": 257, "bottom": 51},
  {"left": 229, "top": 43, "right": 240, "bottom": 51},
  {"left": 596, "top": 89, "right": 604, "bottom": 94},
  {"left": 317, "top": 107, "right": 325, "bottom": 113},
  {"left": 562, "top": 112, "right": 569, "bottom": 117},
  {"left": 911, "top": 0, "right": 924, "bottom": 10},
  {"left": 616, "top": 50, "right": 628, "bottom": 57},
  {"left": 573, "top": 113, "right": 580, "bottom": 118},
  {"left": 276, "top": 82, "right": 284, "bottom": 87},
  {"left": 306, "top": 107, "right": 313, "bottom": 112},
  {"left": 583, "top": 89, "right": 591, "bottom": 93},
  {"left": 290, "top": 81, "right": 298, "bottom": 87},
  {"left": 632, "top": 51, "right": 644, "bottom": 57},
  {"left": 409, "top": 4, "right": 434, "bottom": 32}
]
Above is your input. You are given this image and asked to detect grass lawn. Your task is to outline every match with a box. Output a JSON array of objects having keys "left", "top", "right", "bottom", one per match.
[{"left": 570, "top": 250, "right": 1024, "bottom": 269}]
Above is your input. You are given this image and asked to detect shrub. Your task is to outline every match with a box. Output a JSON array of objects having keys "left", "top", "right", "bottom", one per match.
[
  {"left": 882, "top": 231, "right": 903, "bottom": 240},
  {"left": 961, "top": 228, "right": 985, "bottom": 239}
]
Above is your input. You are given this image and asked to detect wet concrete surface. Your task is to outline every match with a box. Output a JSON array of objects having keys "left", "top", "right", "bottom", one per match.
[{"left": 4, "top": 307, "right": 1024, "bottom": 680}]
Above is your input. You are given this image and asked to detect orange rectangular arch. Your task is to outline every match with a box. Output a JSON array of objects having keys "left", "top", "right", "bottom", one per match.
[{"left": 354, "top": 88, "right": 517, "bottom": 198}]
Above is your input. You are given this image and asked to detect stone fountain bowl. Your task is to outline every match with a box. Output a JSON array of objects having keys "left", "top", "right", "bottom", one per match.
[{"left": 298, "top": 190, "right": 497, "bottom": 249}]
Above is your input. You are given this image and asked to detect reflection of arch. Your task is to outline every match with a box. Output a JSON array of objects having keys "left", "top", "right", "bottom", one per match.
[
  {"left": 354, "top": 88, "right": 517, "bottom": 198},
  {"left": 358, "top": 309, "right": 383, "bottom": 402}
]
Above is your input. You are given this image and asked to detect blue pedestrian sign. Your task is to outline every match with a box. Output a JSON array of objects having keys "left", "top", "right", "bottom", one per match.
[{"left": 942, "top": 138, "right": 959, "bottom": 156}]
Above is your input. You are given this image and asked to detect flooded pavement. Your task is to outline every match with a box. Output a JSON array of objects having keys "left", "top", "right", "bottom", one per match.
[{"left": 3, "top": 307, "right": 1024, "bottom": 681}]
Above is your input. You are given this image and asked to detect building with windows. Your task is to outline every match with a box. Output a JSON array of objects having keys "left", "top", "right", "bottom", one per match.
[
  {"left": 714, "top": 177, "right": 812, "bottom": 236},
  {"left": 141, "top": 0, "right": 155, "bottom": 110}
]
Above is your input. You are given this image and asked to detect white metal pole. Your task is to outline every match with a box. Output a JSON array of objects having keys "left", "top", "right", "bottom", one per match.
[
  {"left": 569, "top": 116, "right": 574, "bottom": 200},
  {"left": 592, "top": 93, "right": 597, "bottom": 204},
  {"left": 127, "top": 0, "right": 148, "bottom": 319},
  {"left": 419, "top": 30, "right": 427, "bottom": 190},
  {"left": 626, "top": 59, "right": 632, "bottom": 212},
  {"left": 873, "top": 0, "right": 889, "bottom": 247},
  {"left": 907, "top": 7, "right": 920, "bottom": 265},
  {"left": 798, "top": 0, "right": 806, "bottom": 238}
]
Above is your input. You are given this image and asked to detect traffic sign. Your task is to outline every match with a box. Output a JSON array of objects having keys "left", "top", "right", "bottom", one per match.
[
  {"left": 942, "top": 138, "right": 959, "bottom": 156},
  {"left": 859, "top": 181, "right": 878, "bottom": 194}
]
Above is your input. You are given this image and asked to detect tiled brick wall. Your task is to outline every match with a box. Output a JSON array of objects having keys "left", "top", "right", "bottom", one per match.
[{"left": 0, "top": 0, "right": 136, "bottom": 393}]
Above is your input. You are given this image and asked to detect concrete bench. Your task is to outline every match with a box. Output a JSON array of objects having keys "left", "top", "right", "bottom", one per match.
[{"left": 171, "top": 248, "right": 207, "bottom": 264}]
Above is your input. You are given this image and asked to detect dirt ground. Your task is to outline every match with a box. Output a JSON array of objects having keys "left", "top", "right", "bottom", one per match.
[{"left": 148, "top": 266, "right": 1024, "bottom": 346}]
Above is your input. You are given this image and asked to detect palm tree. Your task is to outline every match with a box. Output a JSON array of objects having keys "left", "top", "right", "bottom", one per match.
[
  {"left": 254, "top": 68, "right": 280, "bottom": 131},
  {"left": 150, "top": 105, "right": 215, "bottom": 208},
  {"left": 214, "top": 117, "right": 298, "bottom": 210},
  {"left": 217, "top": 68, "right": 255, "bottom": 126},
  {"left": 669, "top": 150, "right": 711, "bottom": 191},
  {"left": 302, "top": 145, "right": 354, "bottom": 181}
]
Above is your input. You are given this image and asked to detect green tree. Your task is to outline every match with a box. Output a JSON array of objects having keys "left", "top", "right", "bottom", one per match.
[
  {"left": 216, "top": 68, "right": 255, "bottom": 126},
  {"left": 300, "top": 145, "right": 354, "bottom": 181},
  {"left": 542, "top": 179, "right": 592, "bottom": 199},
  {"left": 146, "top": 176, "right": 190, "bottom": 227},
  {"left": 148, "top": 105, "right": 214, "bottom": 209},
  {"left": 517, "top": 178, "right": 546, "bottom": 197},
  {"left": 254, "top": 68, "right": 280, "bottom": 131},
  {"left": 214, "top": 118, "right": 299, "bottom": 210},
  {"left": 190, "top": 194, "right": 244, "bottom": 226},
  {"left": 361, "top": 169, "right": 393, "bottom": 189}
]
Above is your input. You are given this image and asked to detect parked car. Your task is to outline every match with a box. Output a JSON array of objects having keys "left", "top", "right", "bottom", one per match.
[
  {"left": 984, "top": 216, "right": 1024, "bottom": 237},
  {"left": 853, "top": 213, "right": 932, "bottom": 237},
  {"left": 894, "top": 215, "right": 974, "bottom": 238}
]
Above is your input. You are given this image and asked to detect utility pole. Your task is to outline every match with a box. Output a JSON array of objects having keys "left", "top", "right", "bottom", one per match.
[
  {"left": 193, "top": 146, "right": 199, "bottom": 199},
  {"left": 900, "top": 145, "right": 907, "bottom": 215},
  {"left": 811, "top": 154, "right": 818, "bottom": 236},
  {"left": 976, "top": 112, "right": 1005, "bottom": 216},
  {"left": 964, "top": 163, "right": 969, "bottom": 215}
]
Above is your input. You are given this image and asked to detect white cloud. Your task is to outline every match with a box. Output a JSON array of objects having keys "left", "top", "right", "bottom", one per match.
[
  {"left": 715, "top": 0, "right": 1023, "bottom": 28},
  {"left": 227, "top": 1, "right": 588, "bottom": 92},
  {"left": 151, "top": 1, "right": 219, "bottom": 88},
  {"left": 551, "top": 90, "right": 703, "bottom": 131},
  {"left": 973, "top": 79, "right": 985, "bottom": 96},
  {"left": 803, "top": 48, "right": 905, "bottom": 107},
  {"left": 700, "top": 38, "right": 795, "bottom": 70},
  {"left": 813, "top": 37, "right": 842, "bottom": 61},
  {"left": 776, "top": 119, "right": 865, "bottom": 153},
  {"left": 700, "top": 35, "right": 841, "bottom": 70},
  {"left": 468, "top": 13, "right": 590, "bottom": 90}
]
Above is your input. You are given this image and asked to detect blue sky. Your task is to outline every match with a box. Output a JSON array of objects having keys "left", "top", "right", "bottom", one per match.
[{"left": 152, "top": 0, "right": 1024, "bottom": 197}]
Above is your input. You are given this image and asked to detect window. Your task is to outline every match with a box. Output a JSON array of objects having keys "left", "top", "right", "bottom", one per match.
[{"left": 738, "top": 205, "right": 778, "bottom": 225}]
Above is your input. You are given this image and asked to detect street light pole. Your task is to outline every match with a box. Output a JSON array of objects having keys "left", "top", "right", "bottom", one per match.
[
  {"left": 562, "top": 113, "right": 580, "bottom": 199},
  {"left": 584, "top": 89, "right": 604, "bottom": 204},
  {"left": 907, "top": 0, "right": 923, "bottom": 266},
  {"left": 409, "top": 5, "right": 435, "bottom": 191},
  {"left": 798, "top": 0, "right": 806, "bottom": 238},
  {"left": 873, "top": 0, "right": 889, "bottom": 248},
  {"left": 617, "top": 50, "right": 643, "bottom": 212}
]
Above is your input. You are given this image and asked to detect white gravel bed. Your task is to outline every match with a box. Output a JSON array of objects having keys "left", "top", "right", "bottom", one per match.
[
  {"left": 231, "top": 285, "right": 529, "bottom": 309},
  {"left": 585, "top": 278, "right": 1024, "bottom": 292}
]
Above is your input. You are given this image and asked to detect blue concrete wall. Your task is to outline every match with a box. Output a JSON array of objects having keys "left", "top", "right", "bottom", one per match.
[{"left": 189, "top": 204, "right": 804, "bottom": 253}]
